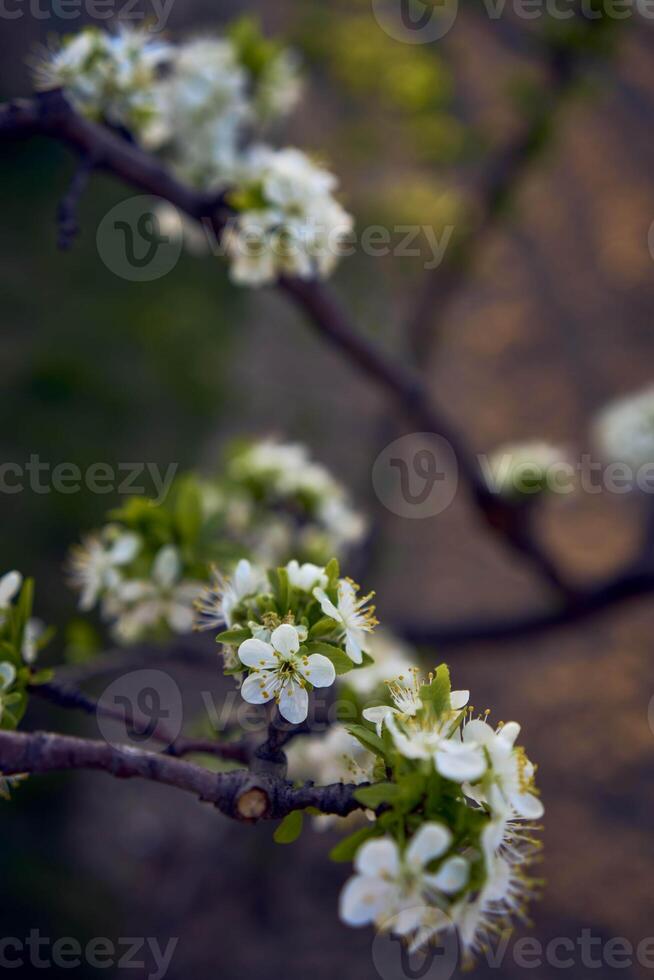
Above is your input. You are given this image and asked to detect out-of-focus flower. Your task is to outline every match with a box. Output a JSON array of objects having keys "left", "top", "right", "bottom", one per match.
[{"left": 593, "top": 385, "right": 654, "bottom": 470}]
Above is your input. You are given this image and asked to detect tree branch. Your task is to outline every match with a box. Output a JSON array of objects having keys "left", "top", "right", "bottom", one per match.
[
  {"left": 397, "top": 565, "right": 654, "bottom": 648},
  {"left": 0, "top": 729, "right": 364, "bottom": 822},
  {"left": 29, "top": 680, "right": 251, "bottom": 764}
]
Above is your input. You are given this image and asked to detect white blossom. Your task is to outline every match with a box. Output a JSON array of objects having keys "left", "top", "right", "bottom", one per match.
[
  {"left": 0, "top": 571, "right": 22, "bottom": 623},
  {"left": 345, "top": 630, "right": 414, "bottom": 696},
  {"left": 313, "top": 579, "right": 377, "bottom": 664},
  {"left": 238, "top": 623, "right": 335, "bottom": 724},
  {"left": 107, "top": 545, "right": 203, "bottom": 643},
  {"left": 194, "top": 559, "right": 267, "bottom": 632},
  {"left": 285, "top": 560, "right": 328, "bottom": 592},
  {"left": 33, "top": 26, "right": 173, "bottom": 140},
  {"left": 593, "top": 385, "right": 654, "bottom": 469},
  {"left": 225, "top": 147, "right": 354, "bottom": 286},
  {"left": 0, "top": 662, "right": 17, "bottom": 724},
  {"left": 339, "top": 825, "right": 469, "bottom": 932},
  {"left": 68, "top": 531, "right": 141, "bottom": 611},
  {"left": 461, "top": 719, "right": 544, "bottom": 820},
  {"left": 484, "top": 441, "right": 569, "bottom": 497}
]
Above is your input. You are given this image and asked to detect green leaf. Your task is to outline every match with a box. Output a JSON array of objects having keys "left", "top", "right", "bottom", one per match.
[
  {"left": 273, "top": 810, "right": 304, "bottom": 844},
  {"left": 344, "top": 723, "right": 387, "bottom": 757},
  {"left": 354, "top": 782, "right": 400, "bottom": 808},
  {"left": 420, "top": 663, "right": 451, "bottom": 717},
  {"left": 305, "top": 641, "right": 352, "bottom": 676},
  {"left": 325, "top": 557, "right": 340, "bottom": 584},
  {"left": 174, "top": 476, "right": 203, "bottom": 547},
  {"left": 329, "top": 824, "right": 380, "bottom": 863},
  {"left": 216, "top": 628, "right": 251, "bottom": 645},
  {"left": 308, "top": 617, "right": 339, "bottom": 639}
]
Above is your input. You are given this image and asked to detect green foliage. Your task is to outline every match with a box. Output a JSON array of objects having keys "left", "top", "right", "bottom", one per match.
[{"left": 273, "top": 809, "right": 305, "bottom": 844}]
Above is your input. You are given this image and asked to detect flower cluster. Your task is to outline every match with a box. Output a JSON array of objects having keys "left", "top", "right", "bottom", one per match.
[
  {"left": 67, "top": 441, "right": 366, "bottom": 644},
  {"left": 32, "top": 25, "right": 173, "bottom": 140},
  {"left": 0, "top": 571, "right": 51, "bottom": 730},
  {"left": 593, "top": 384, "right": 654, "bottom": 470},
  {"left": 196, "top": 557, "right": 378, "bottom": 723},
  {"left": 335, "top": 664, "right": 543, "bottom": 961},
  {"left": 223, "top": 146, "right": 354, "bottom": 285},
  {"left": 485, "top": 441, "right": 569, "bottom": 500},
  {"left": 32, "top": 20, "right": 353, "bottom": 285},
  {"left": 224, "top": 439, "right": 367, "bottom": 565}
]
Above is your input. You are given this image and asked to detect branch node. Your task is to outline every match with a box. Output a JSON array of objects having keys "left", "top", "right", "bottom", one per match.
[{"left": 235, "top": 784, "right": 271, "bottom": 822}]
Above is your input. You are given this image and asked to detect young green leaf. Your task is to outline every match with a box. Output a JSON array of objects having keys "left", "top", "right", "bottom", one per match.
[
  {"left": 354, "top": 782, "right": 400, "bottom": 808},
  {"left": 344, "top": 723, "right": 387, "bottom": 757},
  {"left": 420, "top": 663, "right": 452, "bottom": 717},
  {"left": 329, "top": 824, "right": 380, "bottom": 863},
  {"left": 273, "top": 809, "right": 304, "bottom": 844},
  {"left": 216, "top": 628, "right": 251, "bottom": 645}
]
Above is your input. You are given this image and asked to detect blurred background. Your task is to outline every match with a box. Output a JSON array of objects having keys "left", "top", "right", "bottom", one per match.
[{"left": 1, "top": 0, "right": 654, "bottom": 977}]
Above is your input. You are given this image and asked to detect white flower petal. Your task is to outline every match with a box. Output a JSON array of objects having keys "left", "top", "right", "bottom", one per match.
[
  {"left": 498, "top": 721, "right": 521, "bottom": 747},
  {"left": 362, "top": 705, "right": 394, "bottom": 737},
  {"left": 0, "top": 571, "right": 22, "bottom": 608},
  {"left": 511, "top": 791, "right": 544, "bottom": 820},
  {"left": 405, "top": 823, "right": 451, "bottom": 869},
  {"left": 271, "top": 623, "right": 300, "bottom": 657},
  {"left": 450, "top": 690, "right": 470, "bottom": 711},
  {"left": 462, "top": 719, "right": 495, "bottom": 746},
  {"left": 425, "top": 856, "right": 469, "bottom": 895},
  {"left": 355, "top": 837, "right": 400, "bottom": 878},
  {"left": 241, "top": 670, "right": 277, "bottom": 705},
  {"left": 339, "top": 875, "right": 397, "bottom": 927},
  {"left": 238, "top": 638, "right": 277, "bottom": 670},
  {"left": 297, "top": 654, "right": 335, "bottom": 688},
  {"left": 167, "top": 603, "right": 194, "bottom": 634},
  {"left": 152, "top": 546, "right": 180, "bottom": 589},
  {"left": 0, "top": 662, "right": 16, "bottom": 691},
  {"left": 435, "top": 742, "right": 487, "bottom": 783},
  {"left": 345, "top": 631, "right": 363, "bottom": 664},
  {"left": 277, "top": 679, "right": 309, "bottom": 724},
  {"left": 313, "top": 587, "right": 340, "bottom": 622},
  {"left": 108, "top": 533, "right": 140, "bottom": 565}
]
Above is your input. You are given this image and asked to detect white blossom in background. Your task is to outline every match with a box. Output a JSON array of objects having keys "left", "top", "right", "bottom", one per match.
[
  {"left": 227, "top": 439, "right": 367, "bottom": 562},
  {"left": 285, "top": 561, "right": 328, "bottom": 592},
  {"left": 0, "top": 571, "right": 22, "bottom": 625},
  {"left": 287, "top": 724, "right": 375, "bottom": 788},
  {"left": 254, "top": 48, "right": 302, "bottom": 122},
  {"left": 147, "top": 38, "right": 251, "bottom": 185},
  {"left": 194, "top": 559, "right": 267, "bottom": 632},
  {"left": 344, "top": 629, "right": 415, "bottom": 696},
  {"left": 106, "top": 546, "right": 204, "bottom": 643},
  {"left": 313, "top": 578, "right": 378, "bottom": 664},
  {"left": 0, "top": 662, "right": 18, "bottom": 724},
  {"left": 33, "top": 26, "right": 173, "bottom": 140},
  {"left": 593, "top": 385, "right": 654, "bottom": 470},
  {"left": 224, "top": 146, "right": 354, "bottom": 285},
  {"left": 68, "top": 531, "right": 141, "bottom": 611},
  {"left": 238, "top": 623, "right": 336, "bottom": 724},
  {"left": 152, "top": 203, "right": 211, "bottom": 257},
  {"left": 484, "top": 441, "right": 569, "bottom": 498}
]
